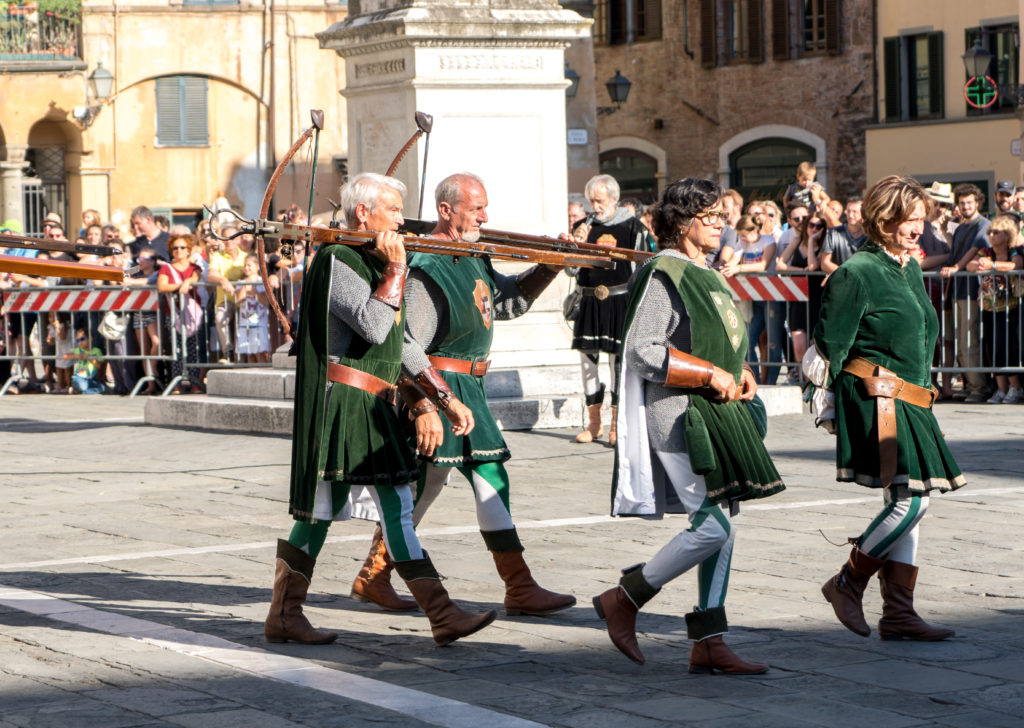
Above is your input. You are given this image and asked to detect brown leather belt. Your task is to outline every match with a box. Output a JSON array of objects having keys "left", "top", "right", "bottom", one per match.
[
  {"left": 327, "top": 362, "right": 396, "bottom": 404},
  {"left": 581, "top": 283, "right": 629, "bottom": 300},
  {"left": 428, "top": 355, "right": 490, "bottom": 377},
  {"left": 841, "top": 357, "right": 936, "bottom": 487}
]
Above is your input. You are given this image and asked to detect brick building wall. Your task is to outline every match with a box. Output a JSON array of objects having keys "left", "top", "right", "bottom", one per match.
[{"left": 592, "top": 0, "right": 874, "bottom": 205}]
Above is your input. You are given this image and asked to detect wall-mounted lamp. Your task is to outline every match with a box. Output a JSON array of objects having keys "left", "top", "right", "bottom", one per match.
[
  {"left": 962, "top": 38, "right": 993, "bottom": 78},
  {"left": 597, "top": 70, "right": 631, "bottom": 116},
  {"left": 564, "top": 61, "right": 580, "bottom": 100},
  {"left": 72, "top": 62, "right": 115, "bottom": 130}
]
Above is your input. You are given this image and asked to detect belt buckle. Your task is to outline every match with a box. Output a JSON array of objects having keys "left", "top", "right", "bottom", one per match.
[
  {"left": 471, "top": 357, "right": 489, "bottom": 376},
  {"left": 594, "top": 284, "right": 610, "bottom": 300}
]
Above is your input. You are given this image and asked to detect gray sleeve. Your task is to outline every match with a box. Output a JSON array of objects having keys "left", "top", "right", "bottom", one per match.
[
  {"left": 327, "top": 256, "right": 396, "bottom": 346},
  {"left": 492, "top": 267, "right": 534, "bottom": 321},
  {"left": 401, "top": 270, "right": 447, "bottom": 376},
  {"left": 820, "top": 228, "right": 838, "bottom": 256},
  {"left": 624, "top": 271, "right": 688, "bottom": 383}
]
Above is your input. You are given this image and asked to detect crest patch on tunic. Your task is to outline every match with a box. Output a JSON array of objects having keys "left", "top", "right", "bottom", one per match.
[
  {"left": 595, "top": 234, "right": 617, "bottom": 247},
  {"left": 708, "top": 289, "right": 745, "bottom": 353},
  {"left": 474, "top": 279, "right": 492, "bottom": 329}
]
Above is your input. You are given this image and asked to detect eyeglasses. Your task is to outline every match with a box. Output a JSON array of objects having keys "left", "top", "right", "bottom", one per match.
[
  {"left": 696, "top": 211, "right": 728, "bottom": 225},
  {"left": 765, "top": 212, "right": 776, "bottom": 218},
  {"left": 170, "top": 246, "right": 188, "bottom": 251},
  {"left": 808, "top": 221, "right": 825, "bottom": 230},
  {"left": 987, "top": 230, "right": 1006, "bottom": 236},
  {"left": 791, "top": 216, "right": 807, "bottom": 225},
  {"left": 139, "top": 256, "right": 154, "bottom": 262},
  {"left": 76, "top": 336, "right": 87, "bottom": 342}
]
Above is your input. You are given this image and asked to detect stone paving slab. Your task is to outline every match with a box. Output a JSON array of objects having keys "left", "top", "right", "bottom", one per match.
[{"left": 1, "top": 396, "right": 1023, "bottom": 727}]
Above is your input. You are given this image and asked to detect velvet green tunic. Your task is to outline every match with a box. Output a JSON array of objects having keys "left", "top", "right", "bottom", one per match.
[
  {"left": 813, "top": 241, "right": 965, "bottom": 493},
  {"left": 289, "top": 245, "right": 420, "bottom": 521},
  {"left": 409, "top": 253, "right": 510, "bottom": 467}
]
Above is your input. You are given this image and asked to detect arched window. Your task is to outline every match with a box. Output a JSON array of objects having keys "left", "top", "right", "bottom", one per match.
[
  {"left": 599, "top": 148, "right": 658, "bottom": 203},
  {"left": 728, "top": 137, "right": 815, "bottom": 205}
]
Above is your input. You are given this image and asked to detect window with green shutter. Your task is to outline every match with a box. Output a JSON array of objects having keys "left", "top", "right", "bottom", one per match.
[
  {"left": 965, "top": 24, "right": 1019, "bottom": 117},
  {"left": 155, "top": 76, "right": 209, "bottom": 147},
  {"left": 882, "top": 32, "right": 944, "bottom": 122}
]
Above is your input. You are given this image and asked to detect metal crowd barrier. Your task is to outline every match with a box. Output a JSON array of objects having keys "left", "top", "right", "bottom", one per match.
[
  {"left": 0, "top": 278, "right": 295, "bottom": 397},
  {"left": 733, "top": 269, "right": 1024, "bottom": 386}
]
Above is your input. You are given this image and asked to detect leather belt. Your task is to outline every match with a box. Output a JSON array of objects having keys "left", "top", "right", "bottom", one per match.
[
  {"left": 428, "top": 355, "right": 490, "bottom": 377},
  {"left": 841, "top": 357, "right": 936, "bottom": 487},
  {"left": 581, "top": 283, "right": 629, "bottom": 300},
  {"left": 327, "top": 362, "right": 396, "bottom": 404}
]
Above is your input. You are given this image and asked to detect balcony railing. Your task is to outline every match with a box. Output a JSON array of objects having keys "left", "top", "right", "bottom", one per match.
[{"left": 0, "top": 2, "right": 81, "bottom": 61}]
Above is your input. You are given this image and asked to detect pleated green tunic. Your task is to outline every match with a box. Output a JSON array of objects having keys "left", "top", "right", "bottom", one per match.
[{"left": 813, "top": 241, "right": 965, "bottom": 493}]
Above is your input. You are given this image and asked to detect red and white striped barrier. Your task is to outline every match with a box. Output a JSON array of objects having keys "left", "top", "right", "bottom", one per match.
[
  {"left": 728, "top": 275, "right": 808, "bottom": 302},
  {"left": 1, "top": 288, "right": 159, "bottom": 313}
]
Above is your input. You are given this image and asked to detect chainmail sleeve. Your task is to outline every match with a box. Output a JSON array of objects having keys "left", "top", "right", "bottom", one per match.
[
  {"left": 326, "top": 256, "right": 399, "bottom": 358},
  {"left": 401, "top": 269, "right": 448, "bottom": 376}
]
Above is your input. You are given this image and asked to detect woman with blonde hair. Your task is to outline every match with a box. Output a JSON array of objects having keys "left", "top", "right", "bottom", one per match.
[{"left": 811, "top": 175, "right": 962, "bottom": 641}]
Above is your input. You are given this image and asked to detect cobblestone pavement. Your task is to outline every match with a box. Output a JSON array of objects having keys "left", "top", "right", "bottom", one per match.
[{"left": 0, "top": 396, "right": 1022, "bottom": 728}]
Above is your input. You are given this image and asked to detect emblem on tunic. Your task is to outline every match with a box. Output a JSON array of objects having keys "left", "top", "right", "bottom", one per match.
[
  {"left": 596, "top": 233, "right": 617, "bottom": 248},
  {"left": 711, "top": 292, "right": 723, "bottom": 305},
  {"left": 473, "top": 279, "right": 492, "bottom": 328},
  {"left": 732, "top": 333, "right": 741, "bottom": 347},
  {"left": 727, "top": 310, "right": 738, "bottom": 328}
]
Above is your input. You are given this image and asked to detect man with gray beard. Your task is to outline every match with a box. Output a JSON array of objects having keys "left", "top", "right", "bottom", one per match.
[{"left": 569, "top": 174, "right": 648, "bottom": 445}]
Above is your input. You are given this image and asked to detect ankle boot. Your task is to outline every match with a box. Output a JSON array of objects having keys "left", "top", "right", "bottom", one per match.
[
  {"left": 821, "top": 547, "right": 885, "bottom": 637},
  {"left": 395, "top": 554, "right": 496, "bottom": 646},
  {"left": 877, "top": 561, "right": 954, "bottom": 641},
  {"left": 608, "top": 406, "right": 618, "bottom": 447},
  {"left": 576, "top": 403, "right": 604, "bottom": 443},
  {"left": 685, "top": 606, "right": 767, "bottom": 674},
  {"left": 592, "top": 563, "right": 659, "bottom": 664},
  {"left": 350, "top": 524, "right": 418, "bottom": 612},
  {"left": 264, "top": 540, "right": 338, "bottom": 644},
  {"left": 484, "top": 529, "right": 576, "bottom": 616}
]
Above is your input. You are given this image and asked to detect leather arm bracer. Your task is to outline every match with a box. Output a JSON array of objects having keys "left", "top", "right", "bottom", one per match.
[
  {"left": 664, "top": 348, "right": 714, "bottom": 389},
  {"left": 396, "top": 375, "right": 437, "bottom": 417},
  {"left": 413, "top": 366, "right": 455, "bottom": 412},
  {"left": 371, "top": 262, "right": 408, "bottom": 309},
  {"left": 515, "top": 264, "right": 561, "bottom": 300}
]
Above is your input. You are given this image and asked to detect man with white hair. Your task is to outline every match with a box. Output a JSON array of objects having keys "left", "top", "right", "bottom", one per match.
[
  {"left": 263, "top": 172, "right": 495, "bottom": 648},
  {"left": 569, "top": 174, "right": 648, "bottom": 445},
  {"left": 350, "top": 172, "right": 576, "bottom": 618}
]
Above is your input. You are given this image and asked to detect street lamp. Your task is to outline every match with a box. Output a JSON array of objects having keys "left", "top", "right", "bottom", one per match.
[
  {"left": 597, "top": 70, "right": 632, "bottom": 116},
  {"left": 564, "top": 61, "right": 580, "bottom": 100},
  {"left": 72, "top": 62, "right": 115, "bottom": 130}
]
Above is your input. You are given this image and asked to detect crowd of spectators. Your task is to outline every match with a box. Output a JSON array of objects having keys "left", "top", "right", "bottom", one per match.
[{"left": 0, "top": 202, "right": 310, "bottom": 395}]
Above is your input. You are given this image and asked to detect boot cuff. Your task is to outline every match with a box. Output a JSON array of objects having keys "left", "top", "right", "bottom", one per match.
[
  {"left": 880, "top": 560, "right": 918, "bottom": 589},
  {"left": 685, "top": 606, "right": 729, "bottom": 641},
  {"left": 619, "top": 563, "right": 659, "bottom": 608},
  {"left": 393, "top": 553, "right": 441, "bottom": 582},
  {"left": 585, "top": 384, "right": 606, "bottom": 406},
  {"left": 481, "top": 528, "right": 524, "bottom": 553},
  {"left": 277, "top": 539, "right": 315, "bottom": 582}
]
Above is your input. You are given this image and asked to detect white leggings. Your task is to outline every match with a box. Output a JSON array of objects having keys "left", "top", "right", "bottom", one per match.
[
  {"left": 858, "top": 487, "right": 929, "bottom": 565},
  {"left": 412, "top": 464, "right": 515, "bottom": 533},
  {"left": 580, "top": 350, "right": 618, "bottom": 403}
]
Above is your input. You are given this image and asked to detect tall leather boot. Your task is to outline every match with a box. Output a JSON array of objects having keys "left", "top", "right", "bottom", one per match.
[
  {"left": 264, "top": 539, "right": 338, "bottom": 645},
  {"left": 350, "top": 524, "right": 418, "bottom": 612},
  {"left": 592, "top": 563, "right": 660, "bottom": 664},
  {"left": 686, "top": 606, "right": 767, "bottom": 675},
  {"left": 395, "top": 554, "right": 496, "bottom": 646},
  {"left": 821, "top": 546, "right": 885, "bottom": 637},
  {"left": 576, "top": 403, "right": 604, "bottom": 443},
  {"left": 608, "top": 405, "right": 618, "bottom": 447},
  {"left": 877, "top": 561, "right": 955, "bottom": 641},
  {"left": 484, "top": 529, "right": 576, "bottom": 616}
]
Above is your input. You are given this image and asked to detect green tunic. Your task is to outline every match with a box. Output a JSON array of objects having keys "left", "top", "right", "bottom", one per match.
[
  {"left": 613, "top": 254, "right": 784, "bottom": 512},
  {"left": 813, "top": 241, "right": 965, "bottom": 493},
  {"left": 289, "top": 245, "right": 420, "bottom": 521},
  {"left": 410, "top": 253, "right": 510, "bottom": 467}
]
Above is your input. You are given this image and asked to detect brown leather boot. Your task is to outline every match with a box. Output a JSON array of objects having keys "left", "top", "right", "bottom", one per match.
[
  {"left": 877, "top": 561, "right": 955, "bottom": 641},
  {"left": 264, "top": 540, "right": 338, "bottom": 645},
  {"left": 396, "top": 555, "right": 496, "bottom": 646},
  {"left": 489, "top": 538, "right": 576, "bottom": 616},
  {"left": 685, "top": 606, "right": 767, "bottom": 675},
  {"left": 689, "top": 636, "right": 768, "bottom": 675},
  {"left": 592, "top": 563, "right": 659, "bottom": 664},
  {"left": 608, "top": 406, "right": 618, "bottom": 447},
  {"left": 350, "top": 524, "right": 418, "bottom": 612},
  {"left": 821, "top": 547, "right": 885, "bottom": 637},
  {"left": 575, "top": 403, "right": 604, "bottom": 443}
]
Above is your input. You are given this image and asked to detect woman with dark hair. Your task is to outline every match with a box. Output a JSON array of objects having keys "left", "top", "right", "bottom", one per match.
[
  {"left": 593, "top": 178, "right": 784, "bottom": 673},
  {"left": 777, "top": 209, "right": 826, "bottom": 380},
  {"left": 811, "top": 174, "right": 962, "bottom": 641}
]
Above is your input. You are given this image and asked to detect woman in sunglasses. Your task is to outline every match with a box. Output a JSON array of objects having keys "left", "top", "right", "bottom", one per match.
[
  {"left": 778, "top": 211, "right": 827, "bottom": 381},
  {"left": 157, "top": 233, "right": 204, "bottom": 393}
]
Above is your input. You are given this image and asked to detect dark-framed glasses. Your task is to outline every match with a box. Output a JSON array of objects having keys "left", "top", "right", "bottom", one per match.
[{"left": 696, "top": 210, "right": 728, "bottom": 225}]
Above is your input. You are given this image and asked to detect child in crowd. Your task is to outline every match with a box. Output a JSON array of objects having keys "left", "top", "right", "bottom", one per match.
[
  {"left": 783, "top": 161, "right": 831, "bottom": 214},
  {"left": 48, "top": 313, "right": 74, "bottom": 393},
  {"left": 65, "top": 329, "right": 105, "bottom": 394},
  {"left": 236, "top": 254, "right": 271, "bottom": 364}
]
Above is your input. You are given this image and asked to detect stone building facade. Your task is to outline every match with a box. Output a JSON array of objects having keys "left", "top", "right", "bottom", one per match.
[{"left": 588, "top": 0, "right": 874, "bottom": 206}]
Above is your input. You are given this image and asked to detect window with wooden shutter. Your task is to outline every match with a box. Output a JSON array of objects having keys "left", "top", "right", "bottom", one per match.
[
  {"left": 882, "top": 36, "right": 901, "bottom": 122},
  {"left": 824, "top": 0, "right": 840, "bottom": 54},
  {"left": 156, "top": 76, "right": 209, "bottom": 147},
  {"left": 882, "top": 32, "right": 944, "bottom": 123},
  {"left": 701, "top": 0, "right": 717, "bottom": 67},
  {"left": 965, "top": 24, "right": 1019, "bottom": 116},
  {"left": 636, "top": 0, "right": 662, "bottom": 42},
  {"left": 771, "top": 0, "right": 790, "bottom": 60},
  {"left": 594, "top": 0, "right": 608, "bottom": 45},
  {"left": 748, "top": 0, "right": 764, "bottom": 62}
]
